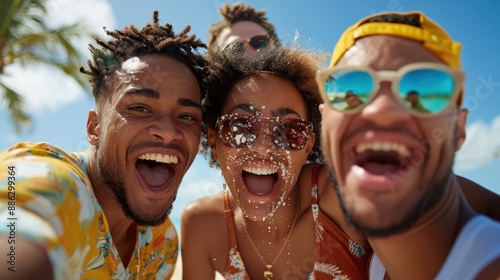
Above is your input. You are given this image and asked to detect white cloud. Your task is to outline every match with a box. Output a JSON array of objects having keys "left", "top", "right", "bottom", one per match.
[
  {"left": 0, "top": 0, "right": 116, "bottom": 116},
  {"left": 46, "top": 0, "right": 116, "bottom": 31},
  {"left": 455, "top": 115, "right": 500, "bottom": 171},
  {"left": 2, "top": 65, "right": 85, "bottom": 114}
]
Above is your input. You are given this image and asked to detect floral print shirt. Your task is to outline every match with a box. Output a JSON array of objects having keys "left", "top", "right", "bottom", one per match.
[{"left": 0, "top": 142, "right": 178, "bottom": 279}]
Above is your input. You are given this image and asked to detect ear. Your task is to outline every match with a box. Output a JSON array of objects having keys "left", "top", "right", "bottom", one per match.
[
  {"left": 319, "top": 104, "right": 324, "bottom": 114},
  {"left": 87, "top": 110, "right": 100, "bottom": 146},
  {"left": 455, "top": 108, "right": 468, "bottom": 151},
  {"left": 207, "top": 127, "right": 218, "bottom": 162}
]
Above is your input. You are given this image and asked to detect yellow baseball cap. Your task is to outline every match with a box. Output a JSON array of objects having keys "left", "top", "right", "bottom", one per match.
[{"left": 330, "top": 11, "right": 462, "bottom": 68}]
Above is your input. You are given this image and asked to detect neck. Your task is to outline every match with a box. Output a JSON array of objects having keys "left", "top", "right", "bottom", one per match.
[
  {"left": 368, "top": 175, "right": 475, "bottom": 280},
  {"left": 86, "top": 149, "right": 137, "bottom": 267},
  {"left": 236, "top": 190, "right": 300, "bottom": 240}
]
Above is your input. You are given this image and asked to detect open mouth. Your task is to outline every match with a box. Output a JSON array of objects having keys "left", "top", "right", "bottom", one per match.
[
  {"left": 242, "top": 166, "right": 279, "bottom": 196},
  {"left": 135, "top": 153, "right": 178, "bottom": 190},
  {"left": 353, "top": 142, "right": 412, "bottom": 175}
]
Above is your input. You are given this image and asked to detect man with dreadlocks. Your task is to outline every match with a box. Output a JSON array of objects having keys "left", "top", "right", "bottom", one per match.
[
  {"left": 0, "top": 11, "right": 205, "bottom": 280},
  {"left": 209, "top": 2, "right": 280, "bottom": 56}
]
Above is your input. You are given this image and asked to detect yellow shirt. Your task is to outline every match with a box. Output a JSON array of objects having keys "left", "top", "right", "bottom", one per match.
[{"left": 0, "top": 142, "right": 178, "bottom": 279}]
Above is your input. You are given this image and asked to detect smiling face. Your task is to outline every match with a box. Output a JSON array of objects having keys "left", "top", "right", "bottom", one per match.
[
  {"left": 208, "top": 73, "right": 314, "bottom": 221},
  {"left": 320, "top": 35, "right": 467, "bottom": 235},
  {"left": 88, "top": 54, "right": 202, "bottom": 226}
]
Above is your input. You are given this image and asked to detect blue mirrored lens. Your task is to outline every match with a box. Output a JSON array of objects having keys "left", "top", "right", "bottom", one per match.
[
  {"left": 324, "top": 70, "right": 373, "bottom": 111},
  {"left": 400, "top": 69, "right": 455, "bottom": 113}
]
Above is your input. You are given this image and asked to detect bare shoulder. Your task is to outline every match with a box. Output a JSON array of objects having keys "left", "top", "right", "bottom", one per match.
[
  {"left": 457, "top": 175, "right": 500, "bottom": 221},
  {"left": 181, "top": 194, "right": 231, "bottom": 274},
  {"left": 182, "top": 194, "right": 226, "bottom": 228},
  {"left": 475, "top": 256, "right": 500, "bottom": 280}
]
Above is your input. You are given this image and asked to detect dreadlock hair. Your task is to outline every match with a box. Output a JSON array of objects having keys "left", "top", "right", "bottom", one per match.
[
  {"left": 208, "top": 2, "right": 279, "bottom": 46},
  {"left": 80, "top": 10, "right": 207, "bottom": 103},
  {"left": 201, "top": 46, "right": 325, "bottom": 168}
]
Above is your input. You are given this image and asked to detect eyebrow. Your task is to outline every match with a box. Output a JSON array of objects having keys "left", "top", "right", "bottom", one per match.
[
  {"left": 228, "top": 103, "right": 302, "bottom": 118},
  {"left": 271, "top": 107, "right": 301, "bottom": 118},
  {"left": 178, "top": 98, "right": 202, "bottom": 110},
  {"left": 228, "top": 103, "right": 254, "bottom": 114},
  {"left": 123, "top": 88, "right": 201, "bottom": 110},
  {"left": 124, "top": 88, "right": 159, "bottom": 99}
]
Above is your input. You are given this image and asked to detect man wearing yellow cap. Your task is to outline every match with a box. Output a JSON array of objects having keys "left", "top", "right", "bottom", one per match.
[{"left": 317, "top": 11, "right": 500, "bottom": 279}]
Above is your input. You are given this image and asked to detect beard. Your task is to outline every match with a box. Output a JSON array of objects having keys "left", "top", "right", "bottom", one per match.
[
  {"left": 326, "top": 166, "right": 451, "bottom": 237},
  {"left": 97, "top": 151, "right": 173, "bottom": 227},
  {"left": 323, "top": 127, "right": 458, "bottom": 237}
]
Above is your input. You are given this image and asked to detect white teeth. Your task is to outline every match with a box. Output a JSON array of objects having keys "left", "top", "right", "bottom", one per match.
[
  {"left": 355, "top": 142, "right": 410, "bottom": 157},
  {"left": 138, "top": 153, "right": 178, "bottom": 164},
  {"left": 243, "top": 166, "right": 278, "bottom": 175}
]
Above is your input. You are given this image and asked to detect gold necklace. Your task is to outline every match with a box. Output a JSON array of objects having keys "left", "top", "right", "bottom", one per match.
[{"left": 241, "top": 199, "right": 300, "bottom": 279}]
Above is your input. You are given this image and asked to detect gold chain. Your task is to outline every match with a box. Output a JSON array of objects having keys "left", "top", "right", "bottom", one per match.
[{"left": 241, "top": 198, "right": 300, "bottom": 279}]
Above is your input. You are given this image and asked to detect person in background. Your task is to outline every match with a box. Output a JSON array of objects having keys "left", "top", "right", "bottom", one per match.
[
  {"left": 317, "top": 11, "right": 500, "bottom": 279},
  {"left": 406, "top": 90, "right": 431, "bottom": 113},
  {"left": 0, "top": 11, "right": 206, "bottom": 280},
  {"left": 208, "top": 2, "right": 279, "bottom": 56}
]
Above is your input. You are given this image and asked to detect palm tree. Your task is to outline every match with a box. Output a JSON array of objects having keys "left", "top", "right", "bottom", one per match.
[{"left": 1, "top": 0, "right": 98, "bottom": 133}]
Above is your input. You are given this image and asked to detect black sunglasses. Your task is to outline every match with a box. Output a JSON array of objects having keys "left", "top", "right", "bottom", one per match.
[{"left": 223, "top": 35, "right": 273, "bottom": 52}]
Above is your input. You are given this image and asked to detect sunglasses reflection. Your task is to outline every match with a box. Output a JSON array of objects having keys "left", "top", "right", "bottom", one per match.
[
  {"left": 319, "top": 63, "right": 463, "bottom": 115},
  {"left": 345, "top": 91, "right": 364, "bottom": 110},
  {"left": 405, "top": 91, "right": 430, "bottom": 113}
]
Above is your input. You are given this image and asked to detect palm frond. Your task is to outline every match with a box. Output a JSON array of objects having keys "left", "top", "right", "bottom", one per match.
[
  {"left": 5, "top": 51, "right": 90, "bottom": 90},
  {"left": 1, "top": 0, "right": 47, "bottom": 39},
  {"left": 1, "top": 0, "right": 100, "bottom": 134},
  {"left": 0, "top": 82, "right": 31, "bottom": 133}
]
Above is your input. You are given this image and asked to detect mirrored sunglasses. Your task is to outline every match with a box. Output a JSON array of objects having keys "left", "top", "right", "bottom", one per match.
[
  {"left": 216, "top": 114, "right": 313, "bottom": 150},
  {"left": 316, "top": 62, "right": 465, "bottom": 116}
]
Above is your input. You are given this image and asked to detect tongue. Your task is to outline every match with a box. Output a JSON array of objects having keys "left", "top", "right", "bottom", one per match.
[
  {"left": 361, "top": 162, "right": 399, "bottom": 175},
  {"left": 136, "top": 161, "right": 172, "bottom": 188},
  {"left": 243, "top": 173, "right": 276, "bottom": 195}
]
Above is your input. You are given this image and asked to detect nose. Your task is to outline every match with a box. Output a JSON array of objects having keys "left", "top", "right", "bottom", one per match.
[
  {"left": 148, "top": 116, "right": 183, "bottom": 143},
  {"left": 360, "top": 82, "right": 412, "bottom": 126},
  {"left": 251, "top": 123, "right": 276, "bottom": 151}
]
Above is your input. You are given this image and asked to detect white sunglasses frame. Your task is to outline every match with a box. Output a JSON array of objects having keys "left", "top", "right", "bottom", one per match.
[{"left": 316, "top": 62, "right": 465, "bottom": 117}]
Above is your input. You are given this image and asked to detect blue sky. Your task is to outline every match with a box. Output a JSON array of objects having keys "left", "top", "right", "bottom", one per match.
[{"left": 1, "top": 0, "right": 499, "bottom": 225}]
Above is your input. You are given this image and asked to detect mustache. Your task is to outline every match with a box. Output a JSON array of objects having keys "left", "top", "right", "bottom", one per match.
[
  {"left": 343, "top": 125, "right": 421, "bottom": 144},
  {"left": 128, "top": 141, "right": 187, "bottom": 158}
]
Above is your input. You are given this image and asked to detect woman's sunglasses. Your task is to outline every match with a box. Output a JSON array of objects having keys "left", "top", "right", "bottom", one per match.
[
  {"left": 316, "top": 62, "right": 465, "bottom": 116},
  {"left": 223, "top": 35, "right": 273, "bottom": 53},
  {"left": 216, "top": 114, "right": 313, "bottom": 150}
]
